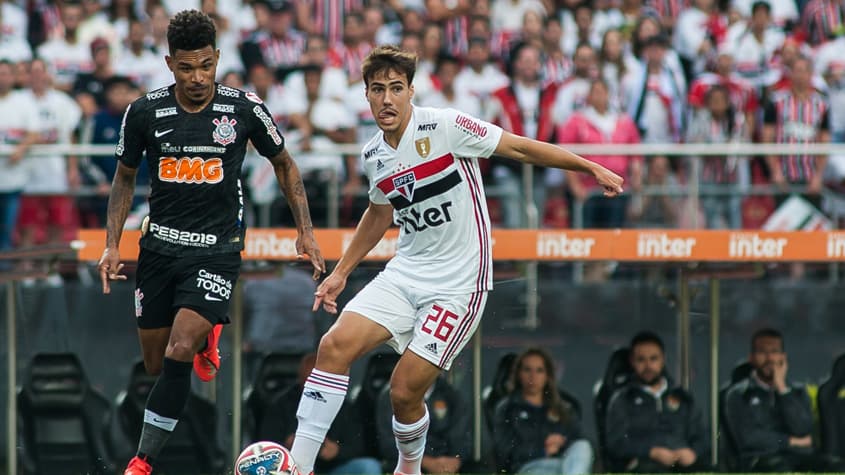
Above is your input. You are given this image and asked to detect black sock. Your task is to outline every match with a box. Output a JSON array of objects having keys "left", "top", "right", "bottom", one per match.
[{"left": 137, "top": 358, "right": 193, "bottom": 459}]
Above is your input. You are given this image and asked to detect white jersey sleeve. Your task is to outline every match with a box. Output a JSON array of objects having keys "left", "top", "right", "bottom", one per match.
[
  {"left": 441, "top": 108, "right": 503, "bottom": 159},
  {"left": 361, "top": 136, "right": 392, "bottom": 205}
]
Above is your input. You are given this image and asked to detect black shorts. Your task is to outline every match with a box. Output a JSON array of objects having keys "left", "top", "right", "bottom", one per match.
[{"left": 135, "top": 248, "right": 241, "bottom": 329}]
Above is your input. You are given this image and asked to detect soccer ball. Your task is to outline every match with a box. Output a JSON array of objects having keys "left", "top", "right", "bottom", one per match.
[{"left": 234, "top": 441, "right": 300, "bottom": 475}]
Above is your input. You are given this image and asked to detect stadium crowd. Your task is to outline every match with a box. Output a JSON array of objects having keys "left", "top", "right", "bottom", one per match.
[{"left": 2, "top": 0, "right": 845, "bottom": 267}]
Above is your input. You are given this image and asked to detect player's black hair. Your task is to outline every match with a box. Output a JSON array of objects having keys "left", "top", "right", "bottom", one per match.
[
  {"left": 167, "top": 9, "right": 216, "bottom": 55},
  {"left": 361, "top": 44, "right": 417, "bottom": 87},
  {"left": 630, "top": 331, "right": 665, "bottom": 353},
  {"left": 751, "top": 0, "right": 771, "bottom": 14},
  {"left": 751, "top": 328, "right": 784, "bottom": 352}
]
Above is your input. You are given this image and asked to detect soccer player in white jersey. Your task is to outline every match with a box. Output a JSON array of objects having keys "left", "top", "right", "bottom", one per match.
[{"left": 289, "top": 45, "right": 624, "bottom": 475}]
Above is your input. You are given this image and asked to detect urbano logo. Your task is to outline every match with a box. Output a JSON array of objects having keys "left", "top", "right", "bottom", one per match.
[
  {"left": 636, "top": 233, "right": 696, "bottom": 258},
  {"left": 454, "top": 115, "right": 487, "bottom": 137},
  {"left": 536, "top": 233, "right": 595, "bottom": 258},
  {"left": 827, "top": 233, "right": 845, "bottom": 257},
  {"left": 158, "top": 156, "right": 223, "bottom": 184},
  {"left": 728, "top": 233, "right": 788, "bottom": 258}
]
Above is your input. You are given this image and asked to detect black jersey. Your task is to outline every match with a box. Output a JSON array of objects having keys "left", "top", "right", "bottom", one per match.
[{"left": 116, "top": 84, "right": 285, "bottom": 256}]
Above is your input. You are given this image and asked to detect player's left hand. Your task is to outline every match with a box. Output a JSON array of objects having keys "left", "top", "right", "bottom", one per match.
[
  {"left": 296, "top": 229, "right": 325, "bottom": 280},
  {"left": 313, "top": 272, "right": 347, "bottom": 314},
  {"left": 593, "top": 165, "right": 624, "bottom": 197}
]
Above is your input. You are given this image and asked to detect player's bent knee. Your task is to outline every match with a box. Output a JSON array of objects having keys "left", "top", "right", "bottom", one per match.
[
  {"left": 165, "top": 339, "right": 197, "bottom": 362},
  {"left": 316, "top": 332, "right": 356, "bottom": 370},
  {"left": 389, "top": 384, "right": 423, "bottom": 413}
]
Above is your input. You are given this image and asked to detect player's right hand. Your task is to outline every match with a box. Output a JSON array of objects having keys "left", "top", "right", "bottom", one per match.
[
  {"left": 312, "top": 272, "right": 347, "bottom": 314},
  {"left": 98, "top": 247, "right": 126, "bottom": 294}
]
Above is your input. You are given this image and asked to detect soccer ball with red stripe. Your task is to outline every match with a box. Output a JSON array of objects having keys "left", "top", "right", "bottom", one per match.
[{"left": 234, "top": 441, "right": 300, "bottom": 475}]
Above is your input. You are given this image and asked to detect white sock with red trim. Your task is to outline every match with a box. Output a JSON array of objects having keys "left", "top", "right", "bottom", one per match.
[
  {"left": 392, "top": 407, "right": 430, "bottom": 475},
  {"left": 290, "top": 369, "right": 349, "bottom": 475}
]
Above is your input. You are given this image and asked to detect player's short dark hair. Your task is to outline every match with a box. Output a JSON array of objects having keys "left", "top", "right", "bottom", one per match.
[
  {"left": 167, "top": 10, "right": 216, "bottom": 55},
  {"left": 361, "top": 44, "right": 417, "bottom": 87},
  {"left": 751, "top": 0, "right": 771, "bottom": 14},
  {"left": 630, "top": 331, "right": 665, "bottom": 353},
  {"left": 751, "top": 328, "right": 784, "bottom": 352}
]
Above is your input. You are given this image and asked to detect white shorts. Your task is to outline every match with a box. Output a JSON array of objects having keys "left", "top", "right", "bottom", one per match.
[{"left": 344, "top": 272, "right": 488, "bottom": 370}]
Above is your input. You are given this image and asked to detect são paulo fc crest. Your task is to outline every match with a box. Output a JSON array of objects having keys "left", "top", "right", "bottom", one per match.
[
  {"left": 415, "top": 137, "right": 431, "bottom": 158},
  {"left": 393, "top": 171, "right": 416, "bottom": 201},
  {"left": 212, "top": 115, "right": 237, "bottom": 146}
]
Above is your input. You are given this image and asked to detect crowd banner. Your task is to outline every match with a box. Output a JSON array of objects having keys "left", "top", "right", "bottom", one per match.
[{"left": 76, "top": 229, "right": 845, "bottom": 262}]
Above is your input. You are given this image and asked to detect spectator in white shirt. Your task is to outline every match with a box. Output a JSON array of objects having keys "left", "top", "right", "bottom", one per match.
[
  {"left": 114, "top": 19, "right": 161, "bottom": 92},
  {"left": 553, "top": 42, "right": 598, "bottom": 126},
  {"left": 491, "top": 0, "right": 547, "bottom": 35},
  {"left": 674, "top": 0, "right": 722, "bottom": 77},
  {"left": 17, "top": 59, "right": 82, "bottom": 260},
  {"left": 599, "top": 28, "right": 641, "bottom": 110},
  {"left": 627, "top": 34, "right": 687, "bottom": 143},
  {"left": 0, "top": 60, "right": 39, "bottom": 255},
  {"left": 421, "top": 53, "right": 482, "bottom": 117},
  {"left": 37, "top": 1, "right": 94, "bottom": 91},
  {"left": 455, "top": 37, "right": 510, "bottom": 119},
  {"left": 725, "top": 1, "right": 785, "bottom": 91}
]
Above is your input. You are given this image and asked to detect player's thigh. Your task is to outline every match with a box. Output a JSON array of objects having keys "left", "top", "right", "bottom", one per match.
[
  {"left": 137, "top": 327, "right": 171, "bottom": 375},
  {"left": 390, "top": 349, "right": 442, "bottom": 400},
  {"left": 339, "top": 274, "right": 417, "bottom": 356},
  {"left": 135, "top": 249, "right": 178, "bottom": 329},
  {"left": 173, "top": 252, "right": 241, "bottom": 326},
  {"left": 409, "top": 290, "right": 488, "bottom": 370}
]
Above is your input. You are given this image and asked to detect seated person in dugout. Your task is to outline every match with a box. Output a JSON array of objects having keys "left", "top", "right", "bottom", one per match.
[
  {"left": 725, "top": 328, "right": 845, "bottom": 472},
  {"left": 605, "top": 331, "right": 709, "bottom": 472},
  {"left": 493, "top": 348, "right": 593, "bottom": 475}
]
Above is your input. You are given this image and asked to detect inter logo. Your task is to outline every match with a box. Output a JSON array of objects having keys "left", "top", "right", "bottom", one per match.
[
  {"left": 393, "top": 171, "right": 416, "bottom": 201},
  {"left": 415, "top": 137, "right": 431, "bottom": 158}
]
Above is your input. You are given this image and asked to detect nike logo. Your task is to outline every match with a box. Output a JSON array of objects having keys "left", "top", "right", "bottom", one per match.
[
  {"left": 152, "top": 417, "right": 169, "bottom": 423},
  {"left": 154, "top": 128, "right": 174, "bottom": 138},
  {"left": 204, "top": 292, "right": 223, "bottom": 302}
]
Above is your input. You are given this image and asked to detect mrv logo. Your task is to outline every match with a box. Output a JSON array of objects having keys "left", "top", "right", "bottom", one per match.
[
  {"left": 397, "top": 201, "right": 453, "bottom": 233},
  {"left": 417, "top": 122, "right": 437, "bottom": 131}
]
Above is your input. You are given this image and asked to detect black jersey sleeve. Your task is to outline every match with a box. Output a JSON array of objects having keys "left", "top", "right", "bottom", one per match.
[
  {"left": 115, "top": 99, "right": 147, "bottom": 168},
  {"left": 245, "top": 101, "right": 286, "bottom": 159}
]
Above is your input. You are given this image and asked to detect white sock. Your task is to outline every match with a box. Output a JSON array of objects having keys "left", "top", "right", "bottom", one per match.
[
  {"left": 393, "top": 407, "right": 430, "bottom": 475},
  {"left": 290, "top": 369, "right": 349, "bottom": 475}
]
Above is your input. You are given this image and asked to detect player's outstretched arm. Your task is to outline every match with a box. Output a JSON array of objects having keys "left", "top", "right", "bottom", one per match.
[
  {"left": 98, "top": 162, "right": 137, "bottom": 294},
  {"left": 269, "top": 148, "right": 326, "bottom": 279},
  {"left": 493, "top": 131, "right": 625, "bottom": 197},
  {"left": 313, "top": 201, "right": 393, "bottom": 313}
]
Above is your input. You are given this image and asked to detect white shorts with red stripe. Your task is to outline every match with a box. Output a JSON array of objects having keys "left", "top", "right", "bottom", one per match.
[{"left": 344, "top": 271, "right": 488, "bottom": 370}]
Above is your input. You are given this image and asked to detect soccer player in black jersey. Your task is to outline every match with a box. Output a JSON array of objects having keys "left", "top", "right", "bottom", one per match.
[{"left": 96, "top": 10, "right": 325, "bottom": 475}]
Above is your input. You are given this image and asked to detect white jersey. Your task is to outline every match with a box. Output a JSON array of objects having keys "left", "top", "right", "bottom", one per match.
[
  {"left": 20, "top": 89, "right": 82, "bottom": 194},
  {"left": 0, "top": 90, "right": 39, "bottom": 192},
  {"left": 362, "top": 106, "right": 503, "bottom": 294}
]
